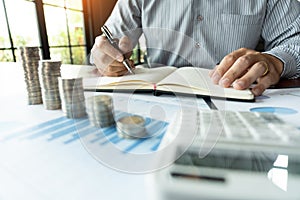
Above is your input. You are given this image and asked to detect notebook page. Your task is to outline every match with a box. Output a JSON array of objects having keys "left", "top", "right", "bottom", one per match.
[
  {"left": 83, "top": 66, "right": 177, "bottom": 88},
  {"left": 157, "top": 67, "right": 214, "bottom": 90},
  {"left": 157, "top": 67, "right": 253, "bottom": 99}
]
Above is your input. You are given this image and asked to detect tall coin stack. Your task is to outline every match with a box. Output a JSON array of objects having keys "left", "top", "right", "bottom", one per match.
[
  {"left": 58, "top": 78, "right": 86, "bottom": 118},
  {"left": 19, "top": 47, "right": 42, "bottom": 105},
  {"left": 39, "top": 60, "right": 62, "bottom": 110},
  {"left": 86, "top": 95, "right": 115, "bottom": 127}
]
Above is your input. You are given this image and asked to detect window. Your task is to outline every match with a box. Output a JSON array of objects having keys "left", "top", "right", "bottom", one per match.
[
  {"left": 0, "top": 0, "right": 40, "bottom": 62},
  {"left": 0, "top": 0, "right": 87, "bottom": 64},
  {"left": 43, "top": 0, "right": 86, "bottom": 64},
  {"left": 0, "top": 0, "right": 13, "bottom": 61}
]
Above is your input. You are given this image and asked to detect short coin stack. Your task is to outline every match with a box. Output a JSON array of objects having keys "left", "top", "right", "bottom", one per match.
[
  {"left": 116, "top": 115, "right": 147, "bottom": 139},
  {"left": 86, "top": 95, "right": 115, "bottom": 127},
  {"left": 39, "top": 60, "right": 62, "bottom": 110},
  {"left": 58, "top": 77, "right": 86, "bottom": 118},
  {"left": 19, "top": 46, "right": 42, "bottom": 105}
]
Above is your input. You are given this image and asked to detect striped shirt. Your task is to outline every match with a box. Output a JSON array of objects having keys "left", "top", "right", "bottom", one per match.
[{"left": 105, "top": 0, "right": 300, "bottom": 78}]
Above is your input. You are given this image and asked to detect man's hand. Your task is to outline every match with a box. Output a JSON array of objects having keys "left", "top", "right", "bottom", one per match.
[
  {"left": 90, "top": 35, "right": 134, "bottom": 77},
  {"left": 209, "top": 48, "right": 284, "bottom": 96}
]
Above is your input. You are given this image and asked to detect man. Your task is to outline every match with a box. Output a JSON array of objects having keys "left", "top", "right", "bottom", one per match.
[{"left": 91, "top": 0, "right": 300, "bottom": 96}]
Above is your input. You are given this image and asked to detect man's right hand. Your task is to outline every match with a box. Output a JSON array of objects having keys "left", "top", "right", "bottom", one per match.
[{"left": 90, "top": 35, "right": 134, "bottom": 77}]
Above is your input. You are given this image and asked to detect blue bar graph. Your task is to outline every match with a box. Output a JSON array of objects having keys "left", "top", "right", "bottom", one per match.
[
  {"left": 1, "top": 111, "right": 169, "bottom": 154},
  {"left": 2, "top": 116, "right": 67, "bottom": 141}
]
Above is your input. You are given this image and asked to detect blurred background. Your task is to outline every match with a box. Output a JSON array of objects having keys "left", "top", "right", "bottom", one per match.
[{"left": 0, "top": 0, "right": 145, "bottom": 65}]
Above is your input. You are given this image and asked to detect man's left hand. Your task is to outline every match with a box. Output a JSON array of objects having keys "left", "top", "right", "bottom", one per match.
[{"left": 209, "top": 48, "right": 284, "bottom": 96}]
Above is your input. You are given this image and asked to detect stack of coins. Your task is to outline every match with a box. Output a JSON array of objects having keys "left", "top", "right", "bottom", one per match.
[
  {"left": 39, "top": 60, "right": 62, "bottom": 110},
  {"left": 19, "top": 46, "right": 43, "bottom": 105},
  {"left": 86, "top": 95, "right": 115, "bottom": 127},
  {"left": 58, "top": 77, "right": 86, "bottom": 118},
  {"left": 116, "top": 115, "right": 147, "bottom": 139}
]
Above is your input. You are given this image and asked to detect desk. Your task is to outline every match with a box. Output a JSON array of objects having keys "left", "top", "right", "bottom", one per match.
[
  {"left": 273, "top": 78, "right": 300, "bottom": 89},
  {"left": 0, "top": 62, "right": 145, "bottom": 200},
  {"left": 1, "top": 62, "right": 300, "bottom": 200},
  {"left": 0, "top": 62, "right": 210, "bottom": 200}
]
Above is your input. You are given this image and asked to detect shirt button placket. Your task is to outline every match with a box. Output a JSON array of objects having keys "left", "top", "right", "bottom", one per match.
[
  {"left": 195, "top": 14, "right": 203, "bottom": 49},
  {"left": 197, "top": 15, "right": 204, "bottom": 22}
]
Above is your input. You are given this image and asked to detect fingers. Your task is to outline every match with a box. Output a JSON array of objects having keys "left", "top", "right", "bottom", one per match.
[
  {"left": 94, "top": 36, "right": 123, "bottom": 63},
  {"left": 251, "top": 75, "right": 273, "bottom": 96},
  {"left": 251, "top": 61, "right": 281, "bottom": 96},
  {"left": 211, "top": 48, "right": 283, "bottom": 96},
  {"left": 232, "top": 61, "right": 269, "bottom": 90},
  {"left": 91, "top": 35, "right": 134, "bottom": 77},
  {"left": 211, "top": 48, "right": 250, "bottom": 84},
  {"left": 95, "top": 59, "right": 135, "bottom": 77}
]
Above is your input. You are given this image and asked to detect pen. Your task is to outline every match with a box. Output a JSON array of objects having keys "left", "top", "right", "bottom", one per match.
[{"left": 101, "top": 25, "right": 135, "bottom": 75}]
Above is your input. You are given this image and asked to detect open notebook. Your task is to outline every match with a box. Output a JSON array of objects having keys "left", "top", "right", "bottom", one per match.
[{"left": 83, "top": 66, "right": 254, "bottom": 101}]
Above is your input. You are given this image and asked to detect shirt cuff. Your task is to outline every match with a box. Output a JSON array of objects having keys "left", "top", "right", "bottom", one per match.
[
  {"left": 89, "top": 54, "right": 95, "bottom": 65},
  {"left": 263, "top": 48, "right": 297, "bottom": 78}
]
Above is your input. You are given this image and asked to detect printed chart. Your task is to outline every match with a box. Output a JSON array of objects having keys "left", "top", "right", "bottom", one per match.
[{"left": 1, "top": 111, "right": 168, "bottom": 154}]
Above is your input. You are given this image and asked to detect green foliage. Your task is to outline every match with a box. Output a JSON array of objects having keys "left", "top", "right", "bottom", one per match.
[
  {"left": 131, "top": 45, "right": 147, "bottom": 65},
  {"left": 0, "top": 36, "right": 6, "bottom": 47},
  {"left": 0, "top": 35, "right": 32, "bottom": 62},
  {"left": 0, "top": 50, "right": 13, "bottom": 62},
  {"left": 0, "top": 0, "right": 87, "bottom": 63},
  {"left": 51, "top": 47, "right": 70, "bottom": 64},
  {"left": 0, "top": 35, "right": 13, "bottom": 61},
  {"left": 14, "top": 36, "right": 27, "bottom": 46},
  {"left": 50, "top": 27, "right": 86, "bottom": 64}
]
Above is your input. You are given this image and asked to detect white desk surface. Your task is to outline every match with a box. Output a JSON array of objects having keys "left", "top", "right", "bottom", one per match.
[{"left": 0, "top": 62, "right": 299, "bottom": 200}]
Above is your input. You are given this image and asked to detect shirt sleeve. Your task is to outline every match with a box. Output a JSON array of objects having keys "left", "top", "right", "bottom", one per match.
[
  {"left": 262, "top": 0, "right": 300, "bottom": 79},
  {"left": 104, "top": 0, "right": 143, "bottom": 47}
]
